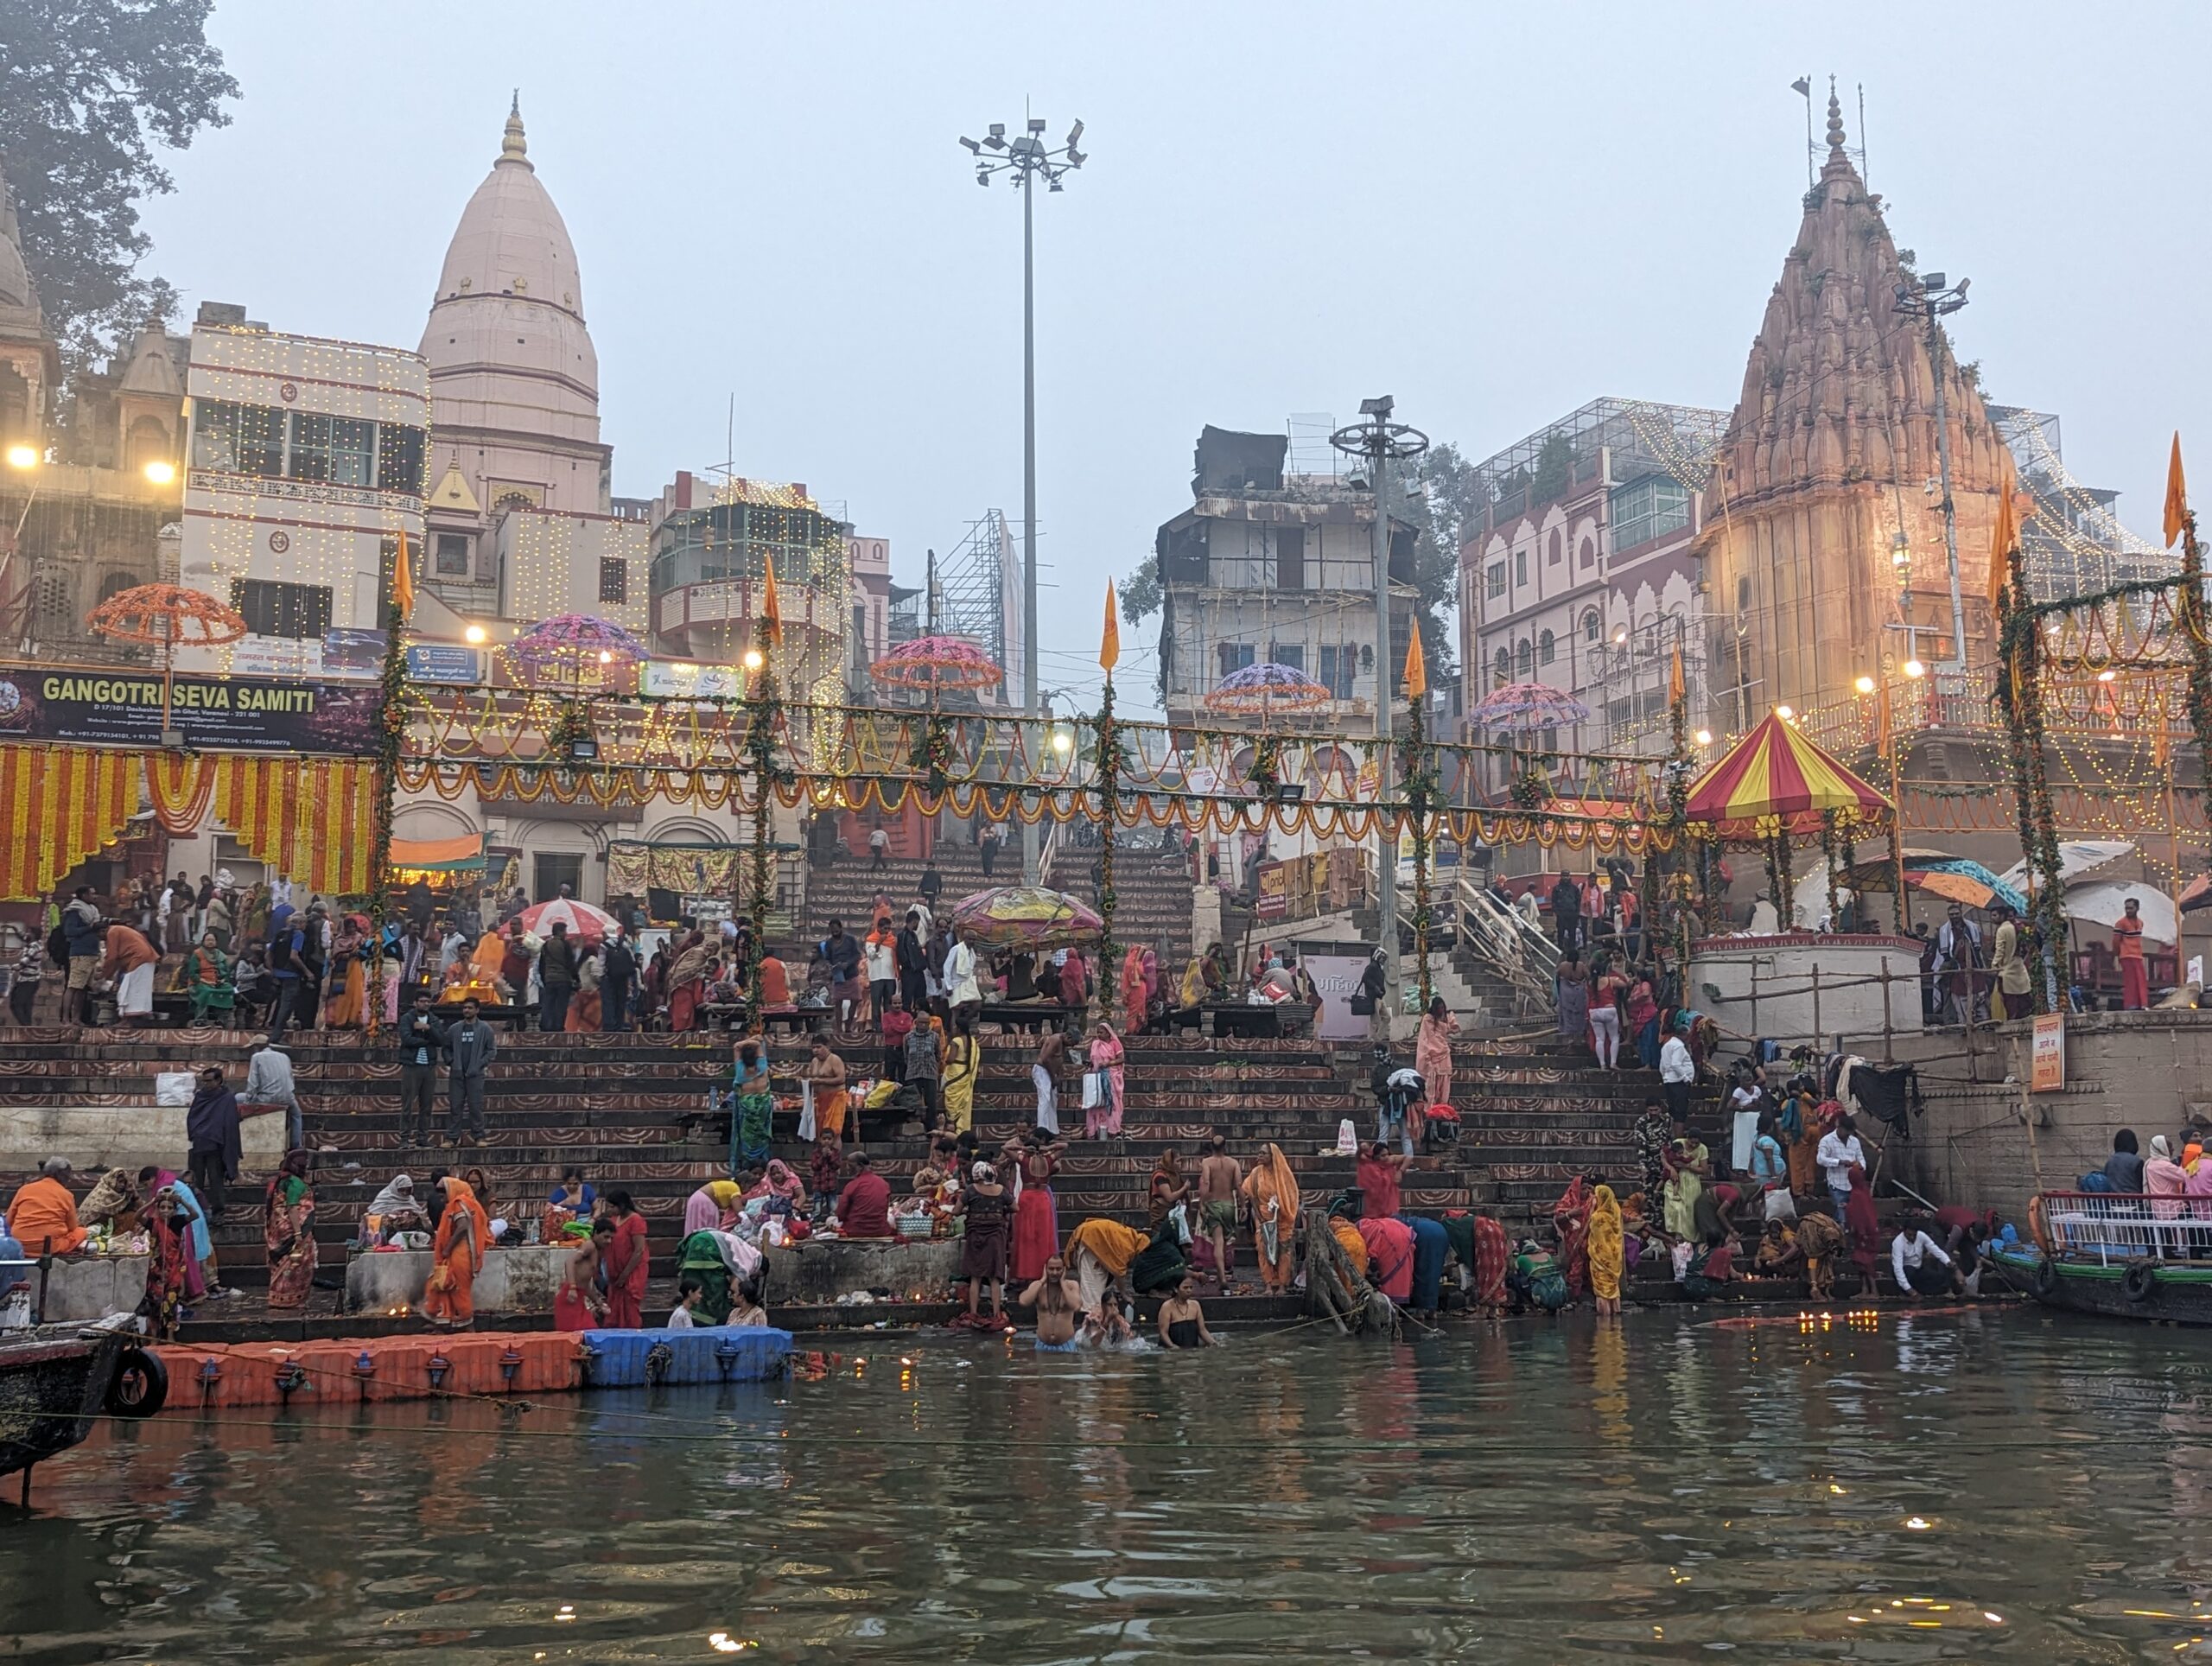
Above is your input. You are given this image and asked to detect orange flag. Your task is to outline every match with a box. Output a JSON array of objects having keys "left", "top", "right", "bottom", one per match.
[
  {"left": 2165, "top": 431, "right": 2190, "bottom": 549},
  {"left": 1402, "top": 626, "right": 1427, "bottom": 700},
  {"left": 1668, "top": 644, "right": 1686, "bottom": 704},
  {"left": 761, "top": 557, "right": 784, "bottom": 646},
  {"left": 1100, "top": 579, "right": 1120, "bottom": 672},
  {"left": 391, "top": 525, "right": 416, "bottom": 623},
  {"left": 1987, "top": 457, "right": 2018, "bottom": 620}
]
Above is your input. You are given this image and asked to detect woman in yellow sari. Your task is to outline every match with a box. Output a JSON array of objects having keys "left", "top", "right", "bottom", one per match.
[
  {"left": 423, "top": 1174, "right": 489, "bottom": 1331},
  {"left": 469, "top": 929, "right": 508, "bottom": 997},
  {"left": 941, "top": 1022, "right": 976, "bottom": 1133},
  {"left": 1587, "top": 1184, "right": 1624, "bottom": 1316},
  {"left": 324, "top": 915, "right": 367, "bottom": 1028},
  {"left": 1240, "top": 1142, "right": 1301, "bottom": 1294}
]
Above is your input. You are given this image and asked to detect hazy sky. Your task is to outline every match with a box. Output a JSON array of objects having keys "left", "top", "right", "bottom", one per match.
[{"left": 140, "top": 1, "right": 2211, "bottom": 714}]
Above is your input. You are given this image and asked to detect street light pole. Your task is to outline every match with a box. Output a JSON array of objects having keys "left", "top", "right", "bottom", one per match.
[
  {"left": 1332, "top": 398, "right": 1428, "bottom": 1035},
  {"left": 1894, "top": 270, "right": 1972, "bottom": 671},
  {"left": 961, "top": 115, "right": 1086, "bottom": 884}
]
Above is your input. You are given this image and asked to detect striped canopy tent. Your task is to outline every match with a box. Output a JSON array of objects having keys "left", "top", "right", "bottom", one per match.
[{"left": 1682, "top": 712, "right": 1892, "bottom": 842}]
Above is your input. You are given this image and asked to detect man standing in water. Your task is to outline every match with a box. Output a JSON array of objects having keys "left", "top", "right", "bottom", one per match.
[{"left": 1196, "top": 1134, "right": 1242, "bottom": 1292}]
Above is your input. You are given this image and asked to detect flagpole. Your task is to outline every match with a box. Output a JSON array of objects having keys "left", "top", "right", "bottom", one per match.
[
  {"left": 1096, "top": 582, "right": 1121, "bottom": 1025},
  {"left": 366, "top": 527, "right": 414, "bottom": 1041}
]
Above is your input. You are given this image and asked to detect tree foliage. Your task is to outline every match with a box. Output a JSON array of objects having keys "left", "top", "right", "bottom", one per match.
[{"left": 0, "top": 0, "right": 238, "bottom": 370}]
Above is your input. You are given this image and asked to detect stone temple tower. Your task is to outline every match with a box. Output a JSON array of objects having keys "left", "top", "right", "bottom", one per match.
[{"left": 1696, "top": 88, "right": 2013, "bottom": 730}]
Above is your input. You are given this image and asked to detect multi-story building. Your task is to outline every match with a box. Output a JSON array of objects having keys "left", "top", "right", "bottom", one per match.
[
  {"left": 1459, "top": 397, "right": 1726, "bottom": 773},
  {"left": 1155, "top": 424, "right": 1417, "bottom": 728},
  {"left": 175, "top": 302, "right": 428, "bottom": 677}
]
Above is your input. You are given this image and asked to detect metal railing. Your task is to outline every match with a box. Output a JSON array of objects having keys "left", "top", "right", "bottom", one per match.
[
  {"left": 2037, "top": 1192, "right": 2212, "bottom": 1263},
  {"left": 1451, "top": 867, "right": 1560, "bottom": 1012}
]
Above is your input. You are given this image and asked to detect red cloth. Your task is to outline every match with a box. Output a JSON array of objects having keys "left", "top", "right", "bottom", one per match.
[
  {"left": 1357, "top": 1217, "right": 1416, "bottom": 1300},
  {"left": 836, "top": 1171, "right": 893, "bottom": 1238},
  {"left": 1471, "top": 1216, "right": 1510, "bottom": 1306},
  {"left": 1845, "top": 1185, "right": 1880, "bottom": 1280},
  {"left": 607, "top": 1212, "right": 650, "bottom": 1317},
  {"left": 554, "top": 1284, "right": 594, "bottom": 1331},
  {"left": 2121, "top": 957, "right": 2149, "bottom": 1010},
  {"left": 1058, "top": 955, "right": 1086, "bottom": 1007},
  {"left": 1011, "top": 1187, "right": 1058, "bottom": 1282},
  {"left": 1357, "top": 1156, "right": 1402, "bottom": 1220},
  {"left": 1553, "top": 1176, "right": 1592, "bottom": 1298}
]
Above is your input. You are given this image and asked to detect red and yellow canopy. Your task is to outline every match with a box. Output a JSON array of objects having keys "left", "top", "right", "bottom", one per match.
[{"left": 1683, "top": 712, "right": 1891, "bottom": 837}]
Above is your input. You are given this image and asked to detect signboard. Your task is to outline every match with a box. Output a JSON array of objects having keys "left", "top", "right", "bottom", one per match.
[
  {"left": 405, "top": 644, "right": 486, "bottom": 684},
  {"left": 642, "top": 661, "right": 747, "bottom": 702},
  {"left": 0, "top": 669, "right": 378, "bottom": 755},
  {"left": 319, "top": 629, "right": 386, "bottom": 679},
  {"left": 1255, "top": 860, "right": 1289, "bottom": 919},
  {"left": 1305, "top": 952, "right": 1372, "bottom": 1041},
  {"left": 2031, "top": 1012, "right": 2067, "bottom": 1092}
]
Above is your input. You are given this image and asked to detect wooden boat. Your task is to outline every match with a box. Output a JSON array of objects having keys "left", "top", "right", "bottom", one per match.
[
  {"left": 0, "top": 1326, "right": 168, "bottom": 1502},
  {"left": 1990, "top": 1189, "right": 2212, "bottom": 1326}
]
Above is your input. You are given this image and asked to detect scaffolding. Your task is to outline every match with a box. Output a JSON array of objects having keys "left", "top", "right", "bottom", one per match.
[
  {"left": 1987, "top": 404, "right": 2175, "bottom": 601},
  {"left": 1470, "top": 397, "right": 1728, "bottom": 531},
  {"left": 925, "top": 509, "right": 1020, "bottom": 709}
]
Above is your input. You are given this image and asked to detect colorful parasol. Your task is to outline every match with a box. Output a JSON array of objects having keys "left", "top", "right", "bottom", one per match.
[
  {"left": 86, "top": 583, "right": 251, "bottom": 737},
  {"left": 515, "top": 897, "right": 623, "bottom": 946},
  {"left": 1793, "top": 850, "right": 2027, "bottom": 919},
  {"left": 502, "top": 614, "right": 649, "bottom": 689},
  {"left": 1683, "top": 711, "right": 1891, "bottom": 833},
  {"left": 1467, "top": 679, "right": 1592, "bottom": 732},
  {"left": 869, "top": 635, "right": 1006, "bottom": 693},
  {"left": 1204, "top": 660, "right": 1333, "bottom": 716},
  {"left": 944, "top": 885, "right": 1103, "bottom": 950}
]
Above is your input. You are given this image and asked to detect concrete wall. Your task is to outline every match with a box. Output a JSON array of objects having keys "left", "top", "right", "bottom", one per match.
[
  {"left": 36, "top": 1255, "right": 149, "bottom": 1322},
  {"left": 762, "top": 1237, "right": 963, "bottom": 1305},
  {"left": 0, "top": 1103, "right": 289, "bottom": 1177},
  {"left": 345, "top": 1245, "right": 569, "bottom": 1314},
  {"left": 1881, "top": 1009, "right": 2212, "bottom": 1221},
  {"left": 1691, "top": 932, "right": 1923, "bottom": 1052}
]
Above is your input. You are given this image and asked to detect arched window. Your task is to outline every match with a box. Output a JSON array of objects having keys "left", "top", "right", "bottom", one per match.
[
  {"left": 1548, "top": 530, "right": 1563, "bottom": 565},
  {"left": 1515, "top": 638, "right": 1534, "bottom": 679},
  {"left": 1538, "top": 629, "right": 1556, "bottom": 665},
  {"left": 1583, "top": 609, "right": 1602, "bottom": 643},
  {"left": 1492, "top": 647, "right": 1510, "bottom": 684},
  {"left": 98, "top": 569, "right": 137, "bottom": 604},
  {"left": 1579, "top": 537, "right": 1595, "bottom": 569}
]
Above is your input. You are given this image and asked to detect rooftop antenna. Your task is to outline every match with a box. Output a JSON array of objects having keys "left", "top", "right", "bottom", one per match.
[{"left": 1791, "top": 76, "right": 1814, "bottom": 187}]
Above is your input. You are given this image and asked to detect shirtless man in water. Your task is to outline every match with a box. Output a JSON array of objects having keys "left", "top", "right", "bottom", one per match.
[
  {"left": 1020, "top": 1253, "right": 1084, "bottom": 1349},
  {"left": 1196, "top": 1133, "right": 1243, "bottom": 1294}
]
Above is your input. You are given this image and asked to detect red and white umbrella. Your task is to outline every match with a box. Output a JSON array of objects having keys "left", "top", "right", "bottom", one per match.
[{"left": 515, "top": 898, "right": 622, "bottom": 946}]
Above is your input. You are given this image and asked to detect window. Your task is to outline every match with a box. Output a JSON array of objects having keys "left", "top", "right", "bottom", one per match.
[
  {"left": 1548, "top": 531, "right": 1562, "bottom": 565},
  {"left": 1268, "top": 643, "right": 1304, "bottom": 672},
  {"left": 285, "top": 412, "right": 332, "bottom": 482},
  {"left": 1217, "top": 641, "right": 1255, "bottom": 678},
  {"left": 232, "top": 578, "right": 332, "bottom": 640},
  {"left": 533, "top": 853, "right": 582, "bottom": 904},
  {"left": 188, "top": 399, "right": 424, "bottom": 495},
  {"left": 377, "top": 422, "right": 425, "bottom": 495},
  {"left": 598, "top": 557, "right": 628, "bottom": 605},
  {"left": 1318, "top": 645, "right": 1354, "bottom": 699},
  {"left": 1514, "top": 550, "right": 1528, "bottom": 586},
  {"left": 1579, "top": 537, "right": 1595, "bottom": 569},
  {"left": 435, "top": 533, "right": 472, "bottom": 577},
  {"left": 1515, "top": 638, "right": 1534, "bottom": 679},
  {"left": 1538, "top": 629, "right": 1556, "bottom": 665},
  {"left": 1485, "top": 563, "right": 1506, "bottom": 601},
  {"left": 190, "top": 400, "right": 283, "bottom": 477},
  {"left": 1609, "top": 476, "right": 1693, "bottom": 551},
  {"left": 1276, "top": 526, "right": 1306, "bottom": 592}
]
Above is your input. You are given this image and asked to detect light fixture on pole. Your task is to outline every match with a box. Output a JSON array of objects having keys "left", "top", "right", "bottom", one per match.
[
  {"left": 960, "top": 111, "right": 1086, "bottom": 884},
  {"left": 1332, "top": 397, "right": 1428, "bottom": 1028},
  {"left": 1892, "top": 269, "right": 1972, "bottom": 673}
]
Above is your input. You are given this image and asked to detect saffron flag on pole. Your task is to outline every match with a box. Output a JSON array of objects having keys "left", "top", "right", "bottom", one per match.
[
  {"left": 1100, "top": 579, "right": 1120, "bottom": 673},
  {"left": 1402, "top": 626, "right": 1427, "bottom": 701},
  {"left": 1987, "top": 455, "right": 2018, "bottom": 622},
  {"left": 1668, "top": 644, "right": 1686, "bottom": 705},
  {"left": 761, "top": 557, "right": 784, "bottom": 646},
  {"left": 392, "top": 525, "right": 416, "bottom": 623},
  {"left": 2165, "top": 432, "right": 2190, "bottom": 549}
]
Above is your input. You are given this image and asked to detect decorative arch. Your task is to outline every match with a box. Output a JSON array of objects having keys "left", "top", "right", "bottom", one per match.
[{"left": 393, "top": 801, "right": 479, "bottom": 841}]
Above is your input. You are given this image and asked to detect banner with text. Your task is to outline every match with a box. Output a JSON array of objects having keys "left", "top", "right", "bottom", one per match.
[{"left": 0, "top": 670, "right": 378, "bottom": 755}]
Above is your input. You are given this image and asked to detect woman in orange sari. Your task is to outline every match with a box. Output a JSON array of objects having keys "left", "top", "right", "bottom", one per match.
[
  {"left": 1119, "top": 946, "right": 1148, "bottom": 1035},
  {"left": 423, "top": 1173, "right": 489, "bottom": 1330},
  {"left": 324, "top": 915, "right": 367, "bottom": 1028},
  {"left": 1240, "top": 1142, "right": 1301, "bottom": 1294}
]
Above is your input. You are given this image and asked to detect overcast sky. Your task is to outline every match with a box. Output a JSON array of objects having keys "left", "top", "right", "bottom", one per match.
[{"left": 141, "top": 1, "right": 2211, "bottom": 713}]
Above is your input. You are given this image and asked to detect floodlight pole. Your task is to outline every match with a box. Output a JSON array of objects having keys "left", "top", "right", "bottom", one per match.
[{"left": 1894, "top": 271, "right": 1972, "bottom": 673}]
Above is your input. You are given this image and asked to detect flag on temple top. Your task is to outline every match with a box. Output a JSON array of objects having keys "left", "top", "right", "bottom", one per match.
[
  {"left": 761, "top": 557, "right": 784, "bottom": 646},
  {"left": 391, "top": 525, "right": 415, "bottom": 622},
  {"left": 1668, "top": 644, "right": 1686, "bottom": 705},
  {"left": 1987, "top": 456, "right": 2018, "bottom": 621},
  {"left": 1100, "top": 579, "right": 1120, "bottom": 673},
  {"left": 1402, "top": 626, "right": 1427, "bottom": 700},
  {"left": 2165, "top": 432, "right": 2190, "bottom": 549}
]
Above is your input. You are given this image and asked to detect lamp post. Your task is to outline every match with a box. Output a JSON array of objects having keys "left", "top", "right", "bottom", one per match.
[
  {"left": 961, "top": 113, "right": 1086, "bottom": 885},
  {"left": 1892, "top": 270, "right": 1972, "bottom": 673},
  {"left": 1332, "top": 397, "right": 1428, "bottom": 1033}
]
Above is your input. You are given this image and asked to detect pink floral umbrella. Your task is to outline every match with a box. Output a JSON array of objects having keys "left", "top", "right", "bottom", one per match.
[
  {"left": 869, "top": 635, "right": 1006, "bottom": 693},
  {"left": 1204, "top": 660, "right": 1332, "bottom": 716},
  {"left": 502, "top": 614, "right": 650, "bottom": 690},
  {"left": 1467, "top": 679, "right": 1591, "bottom": 733}
]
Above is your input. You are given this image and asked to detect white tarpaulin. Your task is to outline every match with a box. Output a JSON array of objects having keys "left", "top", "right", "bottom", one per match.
[{"left": 2063, "top": 881, "right": 2177, "bottom": 943}]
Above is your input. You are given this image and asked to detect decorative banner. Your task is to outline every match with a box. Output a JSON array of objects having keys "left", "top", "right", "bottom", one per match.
[
  {"left": 404, "top": 644, "right": 486, "bottom": 685},
  {"left": 1255, "top": 860, "right": 1289, "bottom": 919},
  {"left": 0, "top": 747, "right": 143, "bottom": 901},
  {"left": 145, "top": 754, "right": 218, "bottom": 834},
  {"left": 214, "top": 755, "right": 378, "bottom": 896},
  {"left": 0, "top": 669, "right": 378, "bottom": 754},
  {"left": 606, "top": 840, "right": 741, "bottom": 898}
]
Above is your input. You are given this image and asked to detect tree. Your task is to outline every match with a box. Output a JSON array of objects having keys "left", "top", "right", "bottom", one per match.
[
  {"left": 0, "top": 0, "right": 238, "bottom": 369},
  {"left": 1399, "top": 441, "right": 1487, "bottom": 681}
]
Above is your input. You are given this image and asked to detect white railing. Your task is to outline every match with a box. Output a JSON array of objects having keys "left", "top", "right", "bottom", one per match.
[
  {"left": 2038, "top": 1191, "right": 2212, "bottom": 1263},
  {"left": 1452, "top": 866, "right": 1560, "bottom": 1013}
]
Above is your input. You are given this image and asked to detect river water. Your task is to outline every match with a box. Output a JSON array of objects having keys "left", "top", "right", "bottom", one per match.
[{"left": 10, "top": 1307, "right": 2212, "bottom": 1662}]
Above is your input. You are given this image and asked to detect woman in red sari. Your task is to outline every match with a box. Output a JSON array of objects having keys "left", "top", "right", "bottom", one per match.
[
  {"left": 1845, "top": 1161, "right": 1881, "bottom": 1287},
  {"left": 1471, "top": 1213, "right": 1510, "bottom": 1308},
  {"left": 665, "top": 930, "right": 709, "bottom": 1033},
  {"left": 1008, "top": 1132, "right": 1065, "bottom": 1285},
  {"left": 140, "top": 1183, "right": 194, "bottom": 1339},
  {"left": 264, "top": 1149, "right": 317, "bottom": 1309},
  {"left": 1552, "top": 1174, "right": 1594, "bottom": 1299}
]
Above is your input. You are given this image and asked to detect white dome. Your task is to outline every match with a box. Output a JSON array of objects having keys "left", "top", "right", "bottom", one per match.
[{"left": 419, "top": 100, "right": 599, "bottom": 446}]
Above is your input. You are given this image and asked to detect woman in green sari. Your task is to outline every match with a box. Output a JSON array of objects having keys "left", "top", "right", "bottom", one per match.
[
  {"left": 734, "top": 1037, "right": 774, "bottom": 1167},
  {"left": 187, "top": 931, "right": 234, "bottom": 1026},
  {"left": 678, "top": 1230, "right": 734, "bottom": 1323}
]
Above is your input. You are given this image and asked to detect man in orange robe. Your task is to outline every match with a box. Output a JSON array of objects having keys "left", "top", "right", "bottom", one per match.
[{"left": 8, "top": 1158, "right": 88, "bottom": 1255}]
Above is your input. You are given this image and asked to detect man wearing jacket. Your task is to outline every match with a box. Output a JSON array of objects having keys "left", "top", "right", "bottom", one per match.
[
  {"left": 443, "top": 998, "right": 497, "bottom": 1144},
  {"left": 600, "top": 933, "right": 636, "bottom": 1032},
  {"left": 61, "top": 886, "right": 103, "bottom": 1027},
  {"left": 895, "top": 909, "right": 930, "bottom": 1018},
  {"left": 397, "top": 992, "right": 444, "bottom": 1146},
  {"left": 537, "top": 922, "right": 580, "bottom": 1033}
]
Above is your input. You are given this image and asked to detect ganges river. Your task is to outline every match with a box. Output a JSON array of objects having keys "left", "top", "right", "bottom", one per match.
[{"left": 10, "top": 1307, "right": 2212, "bottom": 1661}]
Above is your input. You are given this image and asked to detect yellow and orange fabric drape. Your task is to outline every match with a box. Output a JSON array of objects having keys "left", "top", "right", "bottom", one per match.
[
  {"left": 213, "top": 755, "right": 378, "bottom": 896},
  {"left": 0, "top": 747, "right": 143, "bottom": 902}
]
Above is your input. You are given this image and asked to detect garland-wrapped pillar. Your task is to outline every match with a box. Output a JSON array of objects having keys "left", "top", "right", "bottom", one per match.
[
  {"left": 2177, "top": 505, "right": 2212, "bottom": 831},
  {"left": 1994, "top": 544, "right": 2068, "bottom": 1010},
  {"left": 1094, "top": 679, "right": 1119, "bottom": 1021},
  {"left": 1400, "top": 697, "right": 1436, "bottom": 1011},
  {"left": 365, "top": 545, "right": 412, "bottom": 1039},
  {"left": 1820, "top": 810, "right": 1842, "bottom": 931},
  {"left": 741, "top": 630, "right": 785, "bottom": 1020}
]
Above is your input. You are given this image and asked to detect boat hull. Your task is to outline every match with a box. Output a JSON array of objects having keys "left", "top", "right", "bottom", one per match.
[
  {"left": 0, "top": 1330, "right": 132, "bottom": 1482},
  {"left": 1992, "top": 1248, "right": 2212, "bottom": 1326}
]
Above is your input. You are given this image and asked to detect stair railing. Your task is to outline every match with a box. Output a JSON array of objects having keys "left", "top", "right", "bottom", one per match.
[{"left": 1452, "top": 867, "right": 1560, "bottom": 1014}]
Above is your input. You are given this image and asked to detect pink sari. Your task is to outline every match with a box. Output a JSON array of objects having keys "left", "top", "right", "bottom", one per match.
[{"left": 1085, "top": 1030, "right": 1125, "bottom": 1136}]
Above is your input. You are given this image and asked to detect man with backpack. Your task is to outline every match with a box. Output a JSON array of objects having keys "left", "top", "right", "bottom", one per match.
[
  {"left": 265, "top": 903, "right": 308, "bottom": 1034},
  {"left": 59, "top": 885, "right": 103, "bottom": 1027}
]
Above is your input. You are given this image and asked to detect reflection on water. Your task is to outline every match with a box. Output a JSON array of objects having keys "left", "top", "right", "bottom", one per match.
[{"left": 11, "top": 1308, "right": 2212, "bottom": 1661}]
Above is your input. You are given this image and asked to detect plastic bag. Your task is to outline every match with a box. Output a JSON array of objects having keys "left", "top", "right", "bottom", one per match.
[
  {"left": 798, "top": 1078, "right": 816, "bottom": 1141},
  {"left": 1081, "top": 1071, "right": 1102, "bottom": 1110}
]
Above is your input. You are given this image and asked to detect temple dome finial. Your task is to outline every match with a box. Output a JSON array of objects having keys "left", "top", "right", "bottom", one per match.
[
  {"left": 1825, "top": 77, "right": 1847, "bottom": 155},
  {"left": 501, "top": 92, "right": 529, "bottom": 166}
]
